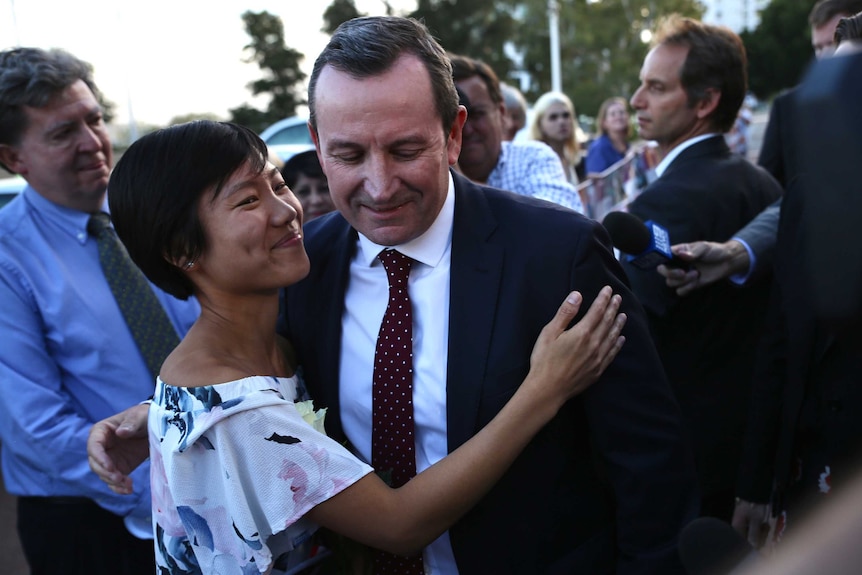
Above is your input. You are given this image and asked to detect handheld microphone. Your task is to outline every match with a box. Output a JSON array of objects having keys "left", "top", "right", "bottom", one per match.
[
  {"left": 601, "top": 211, "right": 689, "bottom": 270},
  {"left": 678, "top": 516, "right": 761, "bottom": 575}
]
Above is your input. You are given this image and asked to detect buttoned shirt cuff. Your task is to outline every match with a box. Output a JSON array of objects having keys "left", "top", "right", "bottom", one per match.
[{"left": 728, "top": 237, "right": 756, "bottom": 285}]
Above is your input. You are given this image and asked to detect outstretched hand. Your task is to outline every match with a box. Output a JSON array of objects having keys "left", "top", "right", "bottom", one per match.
[
  {"left": 88, "top": 402, "right": 150, "bottom": 495},
  {"left": 657, "top": 239, "right": 750, "bottom": 296},
  {"left": 527, "top": 286, "right": 626, "bottom": 406},
  {"left": 731, "top": 498, "right": 772, "bottom": 550}
]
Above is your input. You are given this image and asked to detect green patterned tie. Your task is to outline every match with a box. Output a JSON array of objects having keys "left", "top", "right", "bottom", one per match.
[{"left": 88, "top": 212, "right": 179, "bottom": 380}]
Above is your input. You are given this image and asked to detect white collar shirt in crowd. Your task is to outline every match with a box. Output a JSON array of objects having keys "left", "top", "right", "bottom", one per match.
[
  {"left": 340, "top": 172, "right": 458, "bottom": 575},
  {"left": 487, "top": 140, "right": 585, "bottom": 213}
]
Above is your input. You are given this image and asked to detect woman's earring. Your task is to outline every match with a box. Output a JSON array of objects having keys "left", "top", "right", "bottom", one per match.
[{"left": 184, "top": 260, "right": 196, "bottom": 270}]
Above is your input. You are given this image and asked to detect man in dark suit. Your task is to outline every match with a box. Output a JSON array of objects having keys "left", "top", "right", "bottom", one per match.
[
  {"left": 647, "top": 0, "right": 862, "bottom": 543},
  {"left": 282, "top": 15, "right": 697, "bottom": 575},
  {"left": 84, "top": 15, "right": 697, "bottom": 574},
  {"left": 623, "top": 16, "right": 782, "bottom": 523},
  {"left": 736, "top": 39, "right": 862, "bottom": 550},
  {"left": 656, "top": 0, "right": 862, "bottom": 298}
]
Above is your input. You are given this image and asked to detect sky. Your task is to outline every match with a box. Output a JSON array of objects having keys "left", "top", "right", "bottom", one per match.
[{"left": 1, "top": 0, "right": 415, "bottom": 129}]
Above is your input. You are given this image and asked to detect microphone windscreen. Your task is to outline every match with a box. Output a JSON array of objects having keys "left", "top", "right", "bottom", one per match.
[
  {"left": 602, "top": 211, "right": 651, "bottom": 255},
  {"left": 678, "top": 517, "right": 754, "bottom": 575}
]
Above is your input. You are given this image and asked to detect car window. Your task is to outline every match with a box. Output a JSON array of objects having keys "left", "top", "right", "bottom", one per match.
[{"left": 266, "top": 123, "right": 313, "bottom": 147}]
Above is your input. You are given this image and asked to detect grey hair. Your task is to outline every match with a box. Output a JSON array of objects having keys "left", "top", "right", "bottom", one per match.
[{"left": 0, "top": 47, "right": 101, "bottom": 147}]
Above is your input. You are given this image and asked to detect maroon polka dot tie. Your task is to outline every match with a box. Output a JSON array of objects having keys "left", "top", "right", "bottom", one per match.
[{"left": 372, "top": 249, "right": 424, "bottom": 574}]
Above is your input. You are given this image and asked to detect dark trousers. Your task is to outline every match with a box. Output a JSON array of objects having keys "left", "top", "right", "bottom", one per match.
[
  {"left": 700, "top": 487, "right": 735, "bottom": 523},
  {"left": 17, "top": 496, "right": 154, "bottom": 575}
]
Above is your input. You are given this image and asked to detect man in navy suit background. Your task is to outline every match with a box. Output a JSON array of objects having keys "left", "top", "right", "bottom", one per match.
[
  {"left": 281, "top": 15, "right": 697, "bottom": 574},
  {"left": 623, "top": 16, "right": 781, "bottom": 523}
]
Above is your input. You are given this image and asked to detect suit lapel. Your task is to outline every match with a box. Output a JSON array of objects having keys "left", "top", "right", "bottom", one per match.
[
  {"left": 446, "top": 173, "right": 504, "bottom": 452},
  {"left": 314, "top": 218, "right": 357, "bottom": 440}
]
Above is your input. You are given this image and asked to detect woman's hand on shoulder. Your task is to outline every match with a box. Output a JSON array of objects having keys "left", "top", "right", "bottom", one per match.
[{"left": 526, "top": 286, "right": 626, "bottom": 407}]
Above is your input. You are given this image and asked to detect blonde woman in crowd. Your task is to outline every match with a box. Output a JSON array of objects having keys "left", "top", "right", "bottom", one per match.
[{"left": 529, "top": 91, "right": 585, "bottom": 184}]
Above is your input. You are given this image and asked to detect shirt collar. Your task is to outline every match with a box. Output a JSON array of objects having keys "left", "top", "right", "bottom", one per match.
[
  {"left": 655, "top": 133, "right": 719, "bottom": 177},
  {"left": 356, "top": 171, "right": 455, "bottom": 268},
  {"left": 488, "top": 141, "right": 511, "bottom": 180},
  {"left": 22, "top": 185, "right": 109, "bottom": 245}
]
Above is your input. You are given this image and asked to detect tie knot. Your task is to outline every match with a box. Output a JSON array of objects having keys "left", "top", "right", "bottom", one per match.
[
  {"left": 87, "top": 212, "right": 113, "bottom": 237},
  {"left": 378, "top": 249, "right": 413, "bottom": 287}
]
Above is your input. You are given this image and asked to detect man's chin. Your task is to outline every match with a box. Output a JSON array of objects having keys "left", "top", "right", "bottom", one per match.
[{"left": 80, "top": 174, "right": 110, "bottom": 197}]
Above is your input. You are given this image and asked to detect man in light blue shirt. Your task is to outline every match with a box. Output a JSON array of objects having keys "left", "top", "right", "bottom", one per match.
[
  {"left": 450, "top": 54, "right": 585, "bottom": 214},
  {"left": 0, "top": 47, "right": 198, "bottom": 575}
]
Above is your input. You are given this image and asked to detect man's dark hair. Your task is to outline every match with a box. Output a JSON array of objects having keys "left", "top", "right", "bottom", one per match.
[
  {"left": 108, "top": 121, "right": 269, "bottom": 300},
  {"left": 448, "top": 54, "right": 504, "bottom": 106},
  {"left": 652, "top": 15, "right": 747, "bottom": 133},
  {"left": 308, "top": 16, "right": 459, "bottom": 137},
  {"left": 0, "top": 47, "right": 102, "bottom": 169},
  {"left": 834, "top": 11, "right": 862, "bottom": 43},
  {"left": 810, "top": 0, "right": 862, "bottom": 27}
]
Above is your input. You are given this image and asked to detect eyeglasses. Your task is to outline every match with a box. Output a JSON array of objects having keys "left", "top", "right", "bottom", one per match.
[{"left": 547, "top": 111, "right": 571, "bottom": 121}]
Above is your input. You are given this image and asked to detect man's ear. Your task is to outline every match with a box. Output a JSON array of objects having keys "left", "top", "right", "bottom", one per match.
[
  {"left": 447, "top": 106, "right": 468, "bottom": 167},
  {"left": 0, "top": 144, "right": 24, "bottom": 175},
  {"left": 695, "top": 88, "right": 721, "bottom": 120}
]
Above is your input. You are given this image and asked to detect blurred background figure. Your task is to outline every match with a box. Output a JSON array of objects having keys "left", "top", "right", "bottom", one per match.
[
  {"left": 585, "top": 96, "right": 632, "bottom": 177},
  {"left": 499, "top": 82, "right": 527, "bottom": 141},
  {"left": 834, "top": 7, "right": 862, "bottom": 53},
  {"left": 528, "top": 91, "right": 585, "bottom": 184},
  {"left": 725, "top": 94, "right": 754, "bottom": 158},
  {"left": 810, "top": 0, "right": 862, "bottom": 58},
  {"left": 450, "top": 54, "right": 584, "bottom": 212},
  {"left": 281, "top": 148, "right": 334, "bottom": 222}
]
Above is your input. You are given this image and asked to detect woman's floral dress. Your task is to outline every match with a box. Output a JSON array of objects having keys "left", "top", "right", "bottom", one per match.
[{"left": 149, "top": 375, "right": 373, "bottom": 574}]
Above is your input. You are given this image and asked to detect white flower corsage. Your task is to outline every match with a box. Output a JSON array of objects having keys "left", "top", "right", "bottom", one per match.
[{"left": 294, "top": 400, "right": 328, "bottom": 435}]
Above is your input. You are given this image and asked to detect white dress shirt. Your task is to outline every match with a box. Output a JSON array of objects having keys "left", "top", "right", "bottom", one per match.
[
  {"left": 654, "top": 133, "right": 719, "bottom": 177},
  {"left": 339, "top": 173, "right": 459, "bottom": 575}
]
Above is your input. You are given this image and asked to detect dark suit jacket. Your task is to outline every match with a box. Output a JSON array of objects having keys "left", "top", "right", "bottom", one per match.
[
  {"left": 738, "top": 54, "right": 862, "bottom": 505},
  {"left": 728, "top": 88, "right": 798, "bottom": 278},
  {"left": 280, "top": 171, "right": 698, "bottom": 574},
  {"left": 737, "top": 174, "right": 862, "bottom": 508},
  {"left": 735, "top": 178, "right": 823, "bottom": 504},
  {"left": 623, "top": 136, "right": 782, "bottom": 498},
  {"left": 757, "top": 88, "right": 798, "bottom": 191}
]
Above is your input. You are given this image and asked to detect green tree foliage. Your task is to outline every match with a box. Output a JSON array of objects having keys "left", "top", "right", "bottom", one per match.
[
  {"left": 323, "top": 0, "right": 366, "bottom": 34},
  {"left": 409, "top": 0, "right": 521, "bottom": 79},
  {"left": 228, "top": 10, "right": 307, "bottom": 133},
  {"left": 320, "top": 0, "right": 704, "bottom": 129},
  {"left": 518, "top": 0, "right": 703, "bottom": 126},
  {"left": 739, "top": 0, "right": 814, "bottom": 100},
  {"left": 403, "top": 0, "right": 701, "bottom": 128}
]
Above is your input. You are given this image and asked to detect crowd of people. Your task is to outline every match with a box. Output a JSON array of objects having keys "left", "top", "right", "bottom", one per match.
[{"left": 1, "top": 1, "right": 862, "bottom": 574}]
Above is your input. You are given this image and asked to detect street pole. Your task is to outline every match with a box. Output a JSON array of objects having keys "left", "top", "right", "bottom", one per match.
[
  {"left": 548, "top": 0, "right": 562, "bottom": 93},
  {"left": 9, "top": 0, "right": 20, "bottom": 46}
]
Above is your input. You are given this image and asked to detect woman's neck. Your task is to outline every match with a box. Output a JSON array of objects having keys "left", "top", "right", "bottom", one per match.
[
  {"left": 546, "top": 139, "right": 569, "bottom": 164},
  {"left": 608, "top": 130, "right": 628, "bottom": 152},
  {"left": 176, "top": 291, "right": 289, "bottom": 381}
]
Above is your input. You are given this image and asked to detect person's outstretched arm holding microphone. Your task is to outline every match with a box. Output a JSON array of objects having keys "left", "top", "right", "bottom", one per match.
[{"left": 657, "top": 199, "right": 781, "bottom": 296}]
